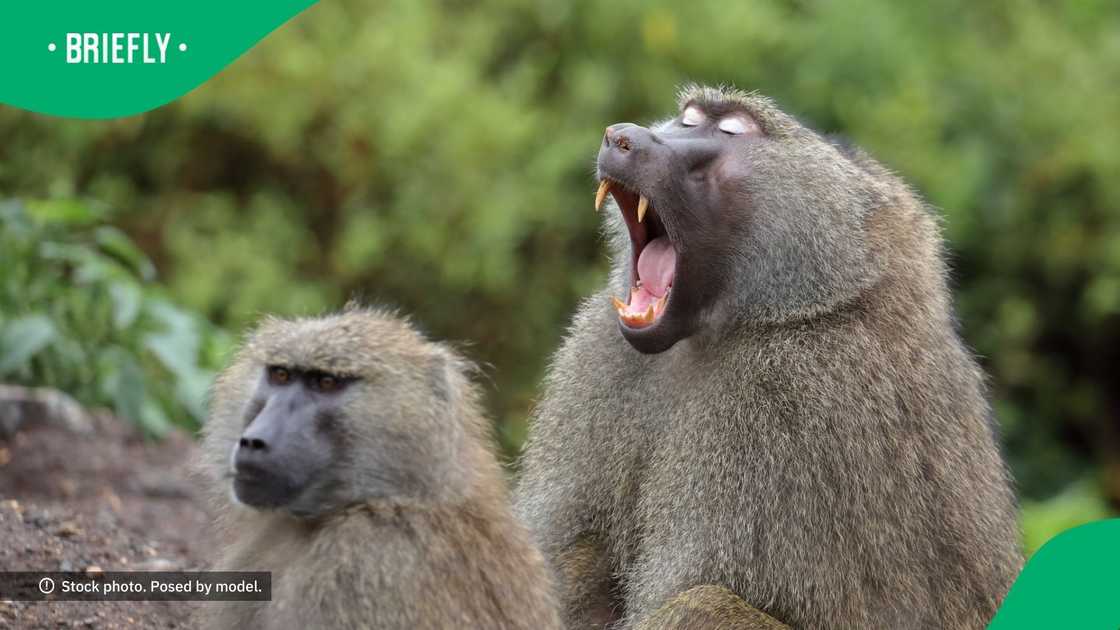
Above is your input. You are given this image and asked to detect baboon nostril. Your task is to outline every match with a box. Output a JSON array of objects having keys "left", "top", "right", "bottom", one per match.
[{"left": 239, "top": 437, "right": 268, "bottom": 451}]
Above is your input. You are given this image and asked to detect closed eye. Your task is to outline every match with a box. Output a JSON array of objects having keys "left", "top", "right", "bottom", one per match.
[
  {"left": 681, "top": 106, "right": 705, "bottom": 127},
  {"left": 718, "top": 114, "right": 762, "bottom": 136},
  {"left": 718, "top": 117, "right": 749, "bottom": 135}
]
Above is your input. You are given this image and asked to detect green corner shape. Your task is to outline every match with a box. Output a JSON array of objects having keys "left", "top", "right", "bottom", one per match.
[
  {"left": 0, "top": 1, "right": 317, "bottom": 119},
  {"left": 989, "top": 518, "right": 1120, "bottom": 629}
]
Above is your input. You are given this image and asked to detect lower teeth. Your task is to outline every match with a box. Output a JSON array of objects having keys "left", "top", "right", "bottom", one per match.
[{"left": 611, "top": 290, "right": 669, "bottom": 324}]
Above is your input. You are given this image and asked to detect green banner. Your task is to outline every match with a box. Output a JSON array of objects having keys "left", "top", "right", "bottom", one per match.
[
  {"left": 990, "top": 518, "right": 1120, "bottom": 629},
  {"left": 0, "top": 1, "right": 316, "bottom": 118}
]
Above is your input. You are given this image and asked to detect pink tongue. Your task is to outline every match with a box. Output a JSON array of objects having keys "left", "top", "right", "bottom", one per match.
[{"left": 636, "top": 236, "right": 676, "bottom": 298}]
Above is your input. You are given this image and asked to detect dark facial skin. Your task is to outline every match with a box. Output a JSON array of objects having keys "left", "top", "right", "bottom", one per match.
[
  {"left": 596, "top": 104, "right": 764, "bottom": 353},
  {"left": 232, "top": 365, "right": 354, "bottom": 517}
]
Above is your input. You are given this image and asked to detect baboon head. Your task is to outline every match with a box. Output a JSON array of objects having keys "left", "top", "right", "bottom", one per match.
[
  {"left": 595, "top": 85, "right": 886, "bottom": 353},
  {"left": 204, "top": 307, "right": 477, "bottom": 518}
]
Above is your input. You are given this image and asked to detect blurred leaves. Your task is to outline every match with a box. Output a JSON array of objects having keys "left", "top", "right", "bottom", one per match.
[
  {"left": 0, "top": 200, "right": 229, "bottom": 436},
  {"left": 0, "top": 0, "right": 1118, "bottom": 543},
  {"left": 0, "top": 315, "right": 57, "bottom": 374}
]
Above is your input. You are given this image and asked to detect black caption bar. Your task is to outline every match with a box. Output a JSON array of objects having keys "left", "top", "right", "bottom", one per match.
[{"left": 0, "top": 571, "right": 271, "bottom": 601}]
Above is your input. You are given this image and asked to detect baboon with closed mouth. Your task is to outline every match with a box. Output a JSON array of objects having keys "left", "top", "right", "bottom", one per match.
[{"left": 197, "top": 307, "right": 561, "bottom": 630}]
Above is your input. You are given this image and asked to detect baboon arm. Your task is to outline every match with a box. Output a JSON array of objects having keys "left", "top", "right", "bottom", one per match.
[
  {"left": 634, "top": 585, "right": 790, "bottom": 630},
  {"left": 555, "top": 536, "right": 623, "bottom": 629}
]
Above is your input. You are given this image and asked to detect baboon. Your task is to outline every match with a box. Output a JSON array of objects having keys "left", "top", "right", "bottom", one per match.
[
  {"left": 514, "top": 85, "right": 1022, "bottom": 629},
  {"left": 196, "top": 307, "right": 560, "bottom": 630}
]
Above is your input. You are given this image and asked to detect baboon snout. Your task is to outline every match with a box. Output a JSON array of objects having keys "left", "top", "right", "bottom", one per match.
[
  {"left": 231, "top": 419, "right": 303, "bottom": 510},
  {"left": 598, "top": 123, "right": 666, "bottom": 188},
  {"left": 229, "top": 387, "right": 338, "bottom": 511},
  {"left": 236, "top": 416, "right": 278, "bottom": 467},
  {"left": 234, "top": 402, "right": 288, "bottom": 474},
  {"left": 599, "top": 122, "right": 722, "bottom": 179},
  {"left": 234, "top": 435, "right": 272, "bottom": 475},
  {"left": 602, "top": 123, "right": 658, "bottom": 155}
]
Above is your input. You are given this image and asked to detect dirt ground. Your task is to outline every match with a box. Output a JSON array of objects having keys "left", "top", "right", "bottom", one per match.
[{"left": 0, "top": 407, "right": 212, "bottom": 629}]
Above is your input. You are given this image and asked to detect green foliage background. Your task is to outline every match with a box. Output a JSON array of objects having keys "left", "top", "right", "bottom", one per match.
[
  {"left": 0, "top": 201, "right": 227, "bottom": 434},
  {"left": 1, "top": 1, "right": 1117, "bottom": 551}
]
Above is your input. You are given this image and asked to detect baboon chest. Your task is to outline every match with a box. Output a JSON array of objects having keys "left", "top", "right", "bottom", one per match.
[{"left": 594, "top": 348, "right": 754, "bottom": 554}]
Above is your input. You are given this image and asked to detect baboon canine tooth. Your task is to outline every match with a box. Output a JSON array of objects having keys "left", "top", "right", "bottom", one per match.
[{"left": 595, "top": 180, "right": 611, "bottom": 212}]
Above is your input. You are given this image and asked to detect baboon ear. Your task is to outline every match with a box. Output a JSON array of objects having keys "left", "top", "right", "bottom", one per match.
[
  {"left": 426, "top": 345, "right": 472, "bottom": 405},
  {"left": 428, "top": 352, "right": 453, "bottom": 404}
]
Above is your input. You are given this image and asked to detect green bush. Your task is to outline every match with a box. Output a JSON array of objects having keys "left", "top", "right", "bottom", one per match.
[{"left": 0, "top": 199, "right": 229, "bottom": 435}]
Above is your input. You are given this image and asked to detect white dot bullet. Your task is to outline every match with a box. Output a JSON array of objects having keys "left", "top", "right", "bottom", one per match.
[
  {"left": 179, "top": 43, "right": 187, "bottom": 52},
  {"left": 48, "top": 43, "right": 56, "bottom": 52}
]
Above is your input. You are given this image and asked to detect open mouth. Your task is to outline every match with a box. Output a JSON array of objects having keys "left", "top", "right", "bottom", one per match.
[{"left": 596, "top": 179, "right": 678, "bottom": 328}]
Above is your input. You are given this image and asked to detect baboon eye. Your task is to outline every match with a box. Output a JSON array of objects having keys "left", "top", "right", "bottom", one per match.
[
  {"left": 309, "top": 372, "right": 344, "bottom": 393},
  {"left": 718, "top": 117, "right": 747, "bottom": 135},
  {"left": 718, "top": 116, "right": 759, "bottom": 136},
  {"left": 268, "top": 366, "right": 292, "bottom": 385},
  {"left": 681, "top": 106, "right": 705, "bottom": 127}
]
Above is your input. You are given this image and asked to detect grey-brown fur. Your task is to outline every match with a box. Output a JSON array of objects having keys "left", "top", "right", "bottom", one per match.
[
  {"left": 514, "top": 86, "right": 1022, "bottom": 629},
  {"left": 196, "top": 307, "right": 560, "bottom": 630}
]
